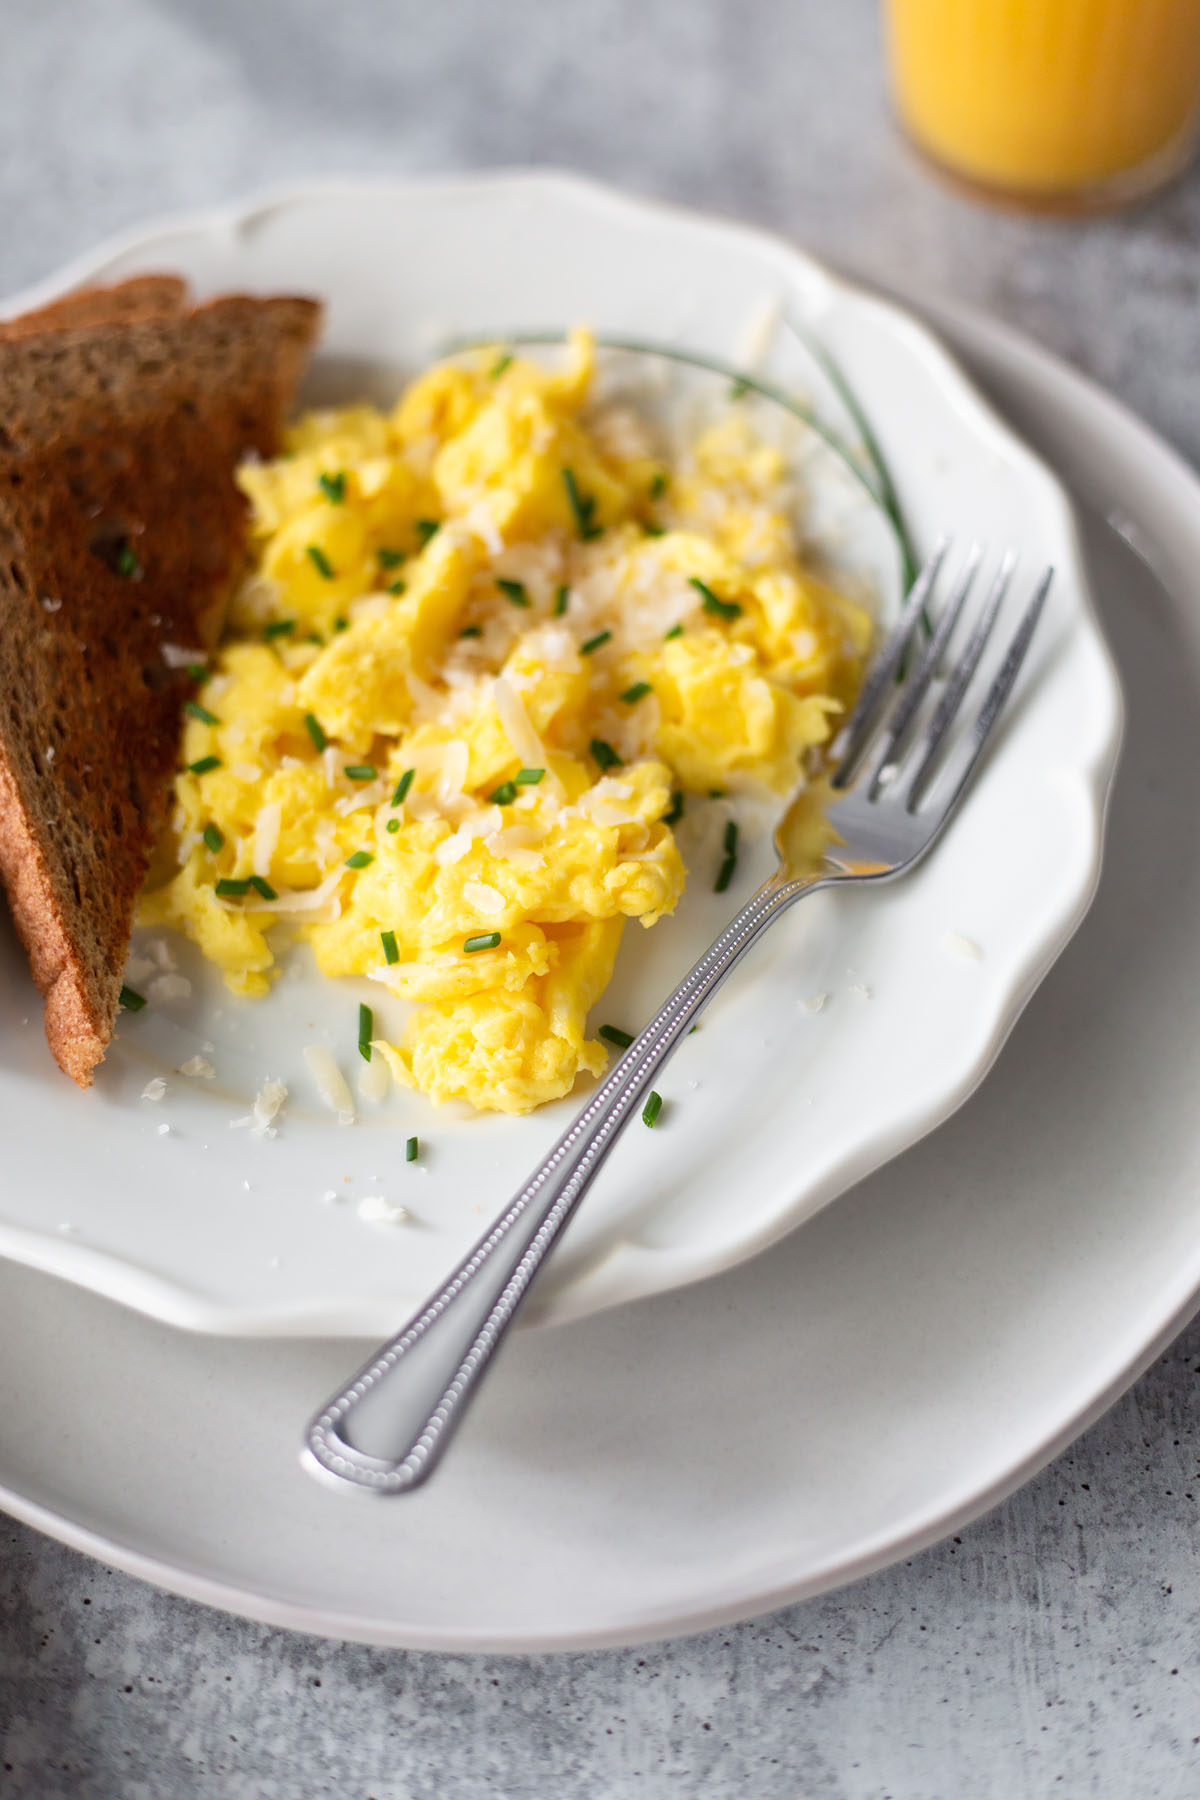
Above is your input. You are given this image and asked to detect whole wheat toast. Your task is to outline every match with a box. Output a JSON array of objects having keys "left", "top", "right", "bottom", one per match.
[
  {"left": 0, "top": 289, "right": 321, "bottom": 1085},
  {"left": 0, "top": 274, "right": 187, "bottom": 339}
]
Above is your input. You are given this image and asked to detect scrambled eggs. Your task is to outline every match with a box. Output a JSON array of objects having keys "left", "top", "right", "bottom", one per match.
[{"left": 140, "top": 332, "right": 870, "bottom": 1113}]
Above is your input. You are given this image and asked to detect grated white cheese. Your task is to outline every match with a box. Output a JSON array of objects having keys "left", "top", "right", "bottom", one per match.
[
  {"left": 942, "top": 931, "right": 984, "bottom": 962},
  {"left": 161, "top": 643, "right": 206, "bottom": 670},
  {"left": 303, "top": 1044, "right": 356, "bottom": 1127},
  {"left": 252, "top": 801, "right": 282, "bottom": 878},
  {"left": 462, "top": 878, "right": 506, "bottom": 917},
  {"left": 847, "top": 983, "right": 873, "bottom": 1002},
  {"left": 229, "top": 1079, "right": 288, "bottom": 1138},
  {"left": 179, "top": 1055, "right": 215, "bottom": 1080},
  {"left": 735, "top": 294, "right": 783, "bottom": 370},
  {"left": 148, "top": 973, "right": 192, "bottom": 1005},
  {"left": 357, "top": 1051, "right": 391, "bottom": 1105},
  {"left": 141, "top": 1077, "right": 167, "bottom": 1102},
  {"left": 800, "top": 993, "right": 829, "bottom": 1014},
  {"left": 356, "top": 1194, "right": 410, "bottom": 1227}
]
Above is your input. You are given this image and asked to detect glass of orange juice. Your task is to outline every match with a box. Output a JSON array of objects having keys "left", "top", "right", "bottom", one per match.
[{"left": 885, "top": 0, "right": 1200, "bottom": 210}]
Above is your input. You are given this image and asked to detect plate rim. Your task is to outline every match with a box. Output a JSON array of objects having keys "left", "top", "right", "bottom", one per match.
[
  {"left": 0, "top": 170, "right": 1123, "bottom": 1337},
  {"left": 0, "top": 228, "right": 1192, "bottom": 1653}
]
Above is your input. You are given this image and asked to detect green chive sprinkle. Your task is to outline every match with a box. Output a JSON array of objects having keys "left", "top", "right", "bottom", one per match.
[
  {"left": 590, "top": 738, "right": 622, "bottom": 771},
  {"left": 249, "top": 875, "right": 277, "bottom": 900},
  {"left": 664, "top": 624, "right": 684, "bottom": 640},
  {"left": 689, "top": 576, "right": 742, "bottom": 621},
  {"left": 460, "top": 625, "right": 482, "bottom": 638},
  {"left": 119, "top": 984, "right": 146, "bottom": 1013},
  {"left": 185, "top": 700, "right": 219, "bottom": 725},
  {"left": 344, "top": 764, "right": 377, "bottom": 782},
  {"left": 392, "top": 768, "right": 415, "bottom": 805},
  {"left": 318, "top": 471, "right": 346, "bottom": 504},
  {"left": 358, "top": 1003, "right": 373, "bottom": 1062},
  {"left": 333, "top": 615, "right": 349, "bottom": 633},
  {"left": 562, "top": 467, "right": 602, "bottom": 540},
  {"left": 620, "top": 681, "right": 652, "bottom": 705},
  {"left": 304, "top": 712, "right": 327, "bottom": 753},
  {"left": 554, "top": 584, "right": 570, "bottom": 616},
  {"left": 406, "top": 1135, "right": 419, "bottom": 1162},
  {"left": 724, "top": 819, "right": 739, "bottom": 857},
  {"left": 497, "top": 578, "right": 530, "bottom": 607},
  {"left": 381, "top": 929, "right": 399, "bottom": 965},
  {"left": 642, "top": 1091, "right": 664, "bottom": 1128},
  {"left": 185, "top": 663, "right": 208, "bottom": 682},
  {"left": 580, "top": 630, "right": 611, "bottom": 655},
  {"left": 415, "top": 518, "right": 440, "bottom": 548},
  {"left": 377, "top": 547, "right": 406, "bottom": 569},
  {"left": 489, "top": 781, "right": 517, "bottom": 805},
  {"left": 489, "top": 351, "right": 513, "bottom": 379},
  {"left": 116, "top": 544, "right": 141, "bottom": 579},
  {"left": 188, "top": 755, "right": 221, "bottom": 776},
  {"left": 464, "top": 932, "right": 501, "bottom": 953},
  {"left": 641, "top": 522, "right": 665, "bottom": 537},
  {"left": 599, "top": 1024, "right": 634, "bottom": 1049},
  {"left": 515, "top": 767, "right": 544, "bottom": 785},
  {"left": 202, "top": 823, "right": 224, "bottom": 854},
  {"left": 729, "top": 376, "right": 752, "bottom": 401},
  {"left": 715, "top": 852, "right": 737, "bottom": 893},
  {"left": 663, "top": 791, "right": 684, "bottom": 826},
  {"left": 306, "top": 633, "right": 324, "bottom": 647},
  {"left": 386, "top": 818, "right": 400, "bottom": 833},
  {"left": 650, "top": 471, "right": 668, "bottom": 500},
  {"left": 709, "top": 788, "right": 726, "bottom": 799},
  {"left": 345, "top": 851, "right": 374, "bottom": 870},
  {"left": 215, "top": 877, "right": 250, "bottom": 897},
  {"left": 388, "top": 579, "right": 407, "bottom": 595},
  {"left": 306, "top": 544, "right": 335, "bottom": 579},
  {"left": 264, "top": 618, "right": 296, "bottom": 640}
]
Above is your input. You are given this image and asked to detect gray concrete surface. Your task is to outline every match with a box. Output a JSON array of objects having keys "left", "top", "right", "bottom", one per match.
[{"left": 1, "top": 1, "right": 1200, "bottom": 1794}]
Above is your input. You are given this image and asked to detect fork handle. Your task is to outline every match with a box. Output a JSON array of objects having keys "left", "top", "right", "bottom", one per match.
[{"left": 304, "top": 872, "right": 818, "bottom": 1495}]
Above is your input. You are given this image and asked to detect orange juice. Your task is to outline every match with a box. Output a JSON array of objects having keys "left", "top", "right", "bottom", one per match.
[{"left": 886, "top": 0, "right": 1200, "bottom": 206}]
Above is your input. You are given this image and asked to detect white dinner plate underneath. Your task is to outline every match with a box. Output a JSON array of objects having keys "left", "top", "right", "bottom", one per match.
[{"left": 0, "top": 289, "right": 1194, "bottom": 1650}]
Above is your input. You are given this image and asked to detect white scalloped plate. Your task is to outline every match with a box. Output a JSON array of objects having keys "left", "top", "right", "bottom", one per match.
[{"left": 0, "top": 175, "right": 1120, "bottom": 1336}]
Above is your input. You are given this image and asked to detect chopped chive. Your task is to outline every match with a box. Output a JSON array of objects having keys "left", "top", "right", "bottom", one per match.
[
  {"left": 392, "top": 768, "right": 415, "bottom": 805},
  {"left": 187, "top": 755, "right": 221, "bottom": 775},
  {"left": 580, "top": 630, "right": 612, "bottom": 655},
  {"left": 689, "top": 576, "right": 742, "bottom": 621},
  {"left": 381, "top": 929, "right": 399, "bottom": 965},
  {"left": 317, "top": 470, "right": 346, "bottom": 504},
  {"left": 358, "top": 1002, "right": 373, "bottom": 1062},
  {"left": 344, "top": 764, "right": 377, "bottom": 781},
  {"left": 202, "top": 823, "right": 224, "bottom": 854},
  {"left": 345, "top": 851, "right": 374, "bottom": 870},
  {"left": 215, "top": 877, "right": 250, "bottom": 897},
  {"left": 385, "top": 818, "right": 400, "bottom": 833},
  {"left": 185, "top": 662, "right": 208, "bottom": 682},
  {"left": 264, "top": 618, "right": 296, "bottom": 640},
  {"left": 306, "top": 633, "right": 324, "bottom": 647},
  {"left": 415, "top": 518, "right": 440, "bottom": 548},
  {"left": 688, "top": 1024, "right": 699, "bottom": 1035},
  {"left": 489, "top": 781, "right": 517, "bottom": 805},
  {"left": 306, "top": 544, "right": 335, "bottom": 579},
  {"left": 489, "top": 351, "right": 513, "bottom": 378},
  {"left": 562, "top": 467, "right": 602, "bottom": 540},
  {"left": 590, "top": 738, "right": 623, "bottom": 771},
  {"left": 641, "top": 522, "right": 665, "bottom": 538},
  {"left": 642, "top": 1090, "right": 664, "bottom": 1128},
  {"left": 554, "top": 584, "right": 570, "bottom": 616},
  {"left": 650, "top": 471, "right": 668, "bottom": 499},
  {"left": 620, "top": 681, "right": 652, "bottom": 705},
  {"left": 460, "top": 625, "right": 482, "bottom": 638},
  {"left": 729, "top": 376, "right": 752, "bottom": 401},
  {"left": 724, "top": 819, "right": 739, "bottom": 856},
  {"left": 497, "top": 578, "right": 530, "bottom": 607},
  {"left": 184, "top": 700, "right": 220, "bottom": 725},
  {"left": 515, "top": 767, "right": 544, "bottom": 785},
  {"left": 599, "top": 1024, "right": 634, "bottom": 1049},
  {"left": 377, "top": 547, "right": 406, "bottom": 569},
  {"left": 714, "top": 853, "right": 737, "bottom": 893},
  {"left": 406, "top": 1135, "right": 419, "bottom": 1162},
  {"left": 662, "top": 791, "right": 684, "bottom": 826},
  {"left": 333, "top": 615, "right": 349, "bottom": 633},
  {"left": 116, "top": 544, "right": 141, "bottom": 579},
  {"left": 709, "top": 788, "right": 726, "bottom": 799},
  {"left": 664, "top": 623, "right": 684, "bottom": 640},
  {"left": 119, "top": 983, "right": 146, "bottom": 1013},
  {"left": 388, "top": 578, "right": 407, "bottom": 596},
  {"left": 464, "top": 932, "right": 501, "bottom": 953},
  {"left": 304, "top": 712, "right": 327, "bottom": 753},
  {"left": 248, "top": 875, "right": 277, "bottom": 900}
]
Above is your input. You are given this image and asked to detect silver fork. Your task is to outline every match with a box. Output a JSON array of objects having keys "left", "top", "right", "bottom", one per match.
[{"left": 304, "top": 541, "right": 1052, "bottom": 1496}]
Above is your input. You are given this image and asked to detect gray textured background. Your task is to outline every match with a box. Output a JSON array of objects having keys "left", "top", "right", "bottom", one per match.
[{"left": 2, "top": 2, "right": 1200, "bottom": 1795}]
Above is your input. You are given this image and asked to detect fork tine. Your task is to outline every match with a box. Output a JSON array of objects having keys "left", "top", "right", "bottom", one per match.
[
  {"left": 831, "top": 535, "right": 950, "bottom": 788},
  {"left": 907, "top": 564, "right": 1053, "bottom": 815},
  {"left": 898, "top": 549, "right": 1018, "bottom": 806},
  {"left": 866, "top": 542, "right": 983, "bottom": 796}
]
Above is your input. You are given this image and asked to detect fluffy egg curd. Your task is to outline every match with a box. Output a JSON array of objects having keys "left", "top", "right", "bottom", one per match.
[{"left": 140, "top": 332, "right": 871, "bottom": 1114}]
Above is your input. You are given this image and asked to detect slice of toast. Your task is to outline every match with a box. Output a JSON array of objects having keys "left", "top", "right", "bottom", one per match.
[
  {"left": 0, "top": 290, "right": 322, "bottom": 1086},
  {"left": 0, "top": 274, "right": 187, "bottom": 339}
]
